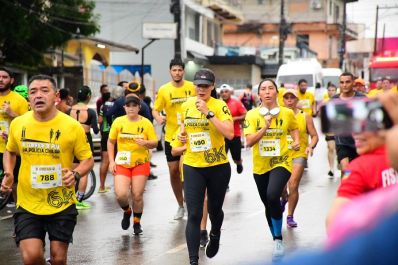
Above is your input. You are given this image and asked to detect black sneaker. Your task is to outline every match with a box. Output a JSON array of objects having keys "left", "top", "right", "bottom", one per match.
[
  {"left": 205, "top": 232, "right": 220, "bottom": 258},
  {"left": 328, "top": 170, "right": 334, "bottom": 178},
  {"left": 133, "top": 223, "right": 143, "bottom": 235},
  {"left": 150, "top": 162, "right": 157, "bottom": 168},
  {"left": 200, "top": 230, "right": 209, "bottom": 248},
  {"left": 148, "top": 173, "right": 158, "bottom": 180},
  {"left": 189, "top": 258, "right": 199, "bottom": 265},
  {"left": 237, "top": 164, "right": 243, "bottom": 174},
  {"left": 121, "top": 211, "right": 132, "bottom": 230}
]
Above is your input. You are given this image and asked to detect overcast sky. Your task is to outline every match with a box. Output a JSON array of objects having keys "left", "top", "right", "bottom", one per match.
[{"left": 347, "top": 0, "right": 398, "bottom": 38}]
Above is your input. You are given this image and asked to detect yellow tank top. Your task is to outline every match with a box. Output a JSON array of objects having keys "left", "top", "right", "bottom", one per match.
[{"left": 288, "top": 111, "right": 308, "bottom": 159}]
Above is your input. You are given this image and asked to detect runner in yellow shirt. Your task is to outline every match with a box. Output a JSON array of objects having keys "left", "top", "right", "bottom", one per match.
[
  {"left": 1, "top": 74, "right": 93, "bottom": 265},
  {"left": 108, "top": 94, "right": 158, "bottom": 235},
  {"left": 0, "top": 68, "right": 29, "bottom": 205},
  {"left": 178, "top": 69, "right": 233, "bottom": 265},
  {"left": 283, "top": 89, "right": 318, "bottom": 228},
  {"left": 367, "top": 78, "right": 383, "bottom": 98},
  {"left": 297, "top": 79, "right": 316, "bottom": 116},
  {"left": 244, "top": 79, "right": 299, "bottom": 260},
  {"left": 153, "top": 58, "right": 196, "bottom": 220}
]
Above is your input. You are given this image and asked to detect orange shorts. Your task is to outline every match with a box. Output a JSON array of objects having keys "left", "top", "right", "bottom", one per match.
[{"left": 115, "top": 162, "right": 150, "bottom": 178}]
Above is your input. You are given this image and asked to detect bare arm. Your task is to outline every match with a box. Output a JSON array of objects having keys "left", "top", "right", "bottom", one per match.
[
  {"left": 305, "top": 114, "right": 319, "bottom": 156},
  {"left": 326, "top": 197, "right": 351, "bottom": 230},
  {"left": 63, "top": 157, "right": 94, "bottom": 188},
  {"left": 152, "top": 110, "right": 166, "bottom": 125},
  {"left": 1, "top": 151, "right": 16, "bottom": 191},
  {"left": 107, "top": 138, "right": 117, "bottom": 174},
  {"left": 172, "top": 145, "right": 187, "bottom": 157},
  {"left": 233, "top": 112, "right": 246, "bottom": 122},
  {"left": 289, "top": 128, "right": 300, "bottom": 151},
  {"left": 245, "top": 115, "right": 272, "bottom": 147},
  {"left": 134, "top": 139, "right": 158, "bottom": 149}
]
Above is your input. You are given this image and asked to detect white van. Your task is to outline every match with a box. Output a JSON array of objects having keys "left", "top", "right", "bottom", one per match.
[
  {"left": 322, "top": 68, "right": 342, "bottom": 88},
  {"left": 275, "top": 58, "right": 323, "bottom": 93}
]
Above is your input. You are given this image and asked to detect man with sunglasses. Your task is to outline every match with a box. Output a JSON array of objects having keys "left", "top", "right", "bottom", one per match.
[{"left": 219, "top": 84, "right": 246, "bottom": 174}]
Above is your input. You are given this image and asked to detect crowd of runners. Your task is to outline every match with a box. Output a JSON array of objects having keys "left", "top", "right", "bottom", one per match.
[{"left": 1, "top": 60, "right": 398, "bottom": 265}]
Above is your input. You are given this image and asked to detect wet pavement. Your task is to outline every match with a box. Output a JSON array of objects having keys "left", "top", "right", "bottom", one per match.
[{"left": 0, "top": 121, "right": 340, "bottom": 265}]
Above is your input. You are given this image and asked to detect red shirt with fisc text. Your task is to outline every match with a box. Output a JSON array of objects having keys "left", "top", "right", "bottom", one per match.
[{"left": 226, "top": 98, "right": 246, "bottom": 137}]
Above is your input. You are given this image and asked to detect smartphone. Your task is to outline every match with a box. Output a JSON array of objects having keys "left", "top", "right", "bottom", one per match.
[{"left": 320, "top": 98, "right": 393, "bottom": 136}]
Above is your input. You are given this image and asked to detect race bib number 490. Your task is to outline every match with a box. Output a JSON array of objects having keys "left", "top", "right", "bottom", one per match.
[
  {"left": 115, "top": 151, "right": 131, "bottom": 165},
  {"left": 259, "top": 139, "right": 280, "bottom": 157},
  {"left": 189, "top": 132, "right": 212, "bottom": 152},
  {"left": 31, "top": 164, "right": 62, "bottom": 189},
  {"left": 300, "top": 99, "right": 311, "bottom": 109}
]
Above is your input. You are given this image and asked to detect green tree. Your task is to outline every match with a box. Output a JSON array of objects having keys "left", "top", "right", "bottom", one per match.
[{"left": 0, "top": 0, "right": 99, "bottom": 67}]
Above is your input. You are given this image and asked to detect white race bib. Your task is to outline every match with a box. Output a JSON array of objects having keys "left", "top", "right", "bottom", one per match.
[
  {"left": 0, "top": 120, "right": 9, "bottom": 134},
  {"left": 115, "top": 151, "right": 131, "bottom": 165},
  {"left": 189, "top": 132, "right": 212, "bottom": 152},
  {"left": 31, "top": 164, "right": 62, "bottom": 189},
  {"left": 259, "top": 139, "right": 281, "bottom": 157},
  {"left": 300, "top": 99, "right": 311, "bottom": 109},
  {"left": 287, "top": 135, "right": 293, "bottom": 150}
]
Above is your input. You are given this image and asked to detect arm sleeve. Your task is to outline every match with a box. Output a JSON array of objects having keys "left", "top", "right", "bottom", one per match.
[
  {"left": 217, "top": 101, "right": 233, "bottom": 122},
  {"left": 108, "top": 119, "right": 119, "bottom": 141},
  {"left": 337, "top": 162, "right": 366, "bottom": 199},
  {"left": 74, "top": 124, "right": 93, "bottom": 161},
  {"left": 145, "top": 120, "right": 158, "bottom": 142},
  {"left": 6, "top": 121, "right": 18, "bottom": 153},
  {"left": 153, "top": 88, "right": 165, "bottom": 112},
  {"left": 88, "top": 109, "right": 100, "bottom": 134},
  {"left": 243, "top": 111, "right": 256, "bottom": 135}
]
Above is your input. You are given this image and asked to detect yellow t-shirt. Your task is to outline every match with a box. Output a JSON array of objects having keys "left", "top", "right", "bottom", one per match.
[
  {"left": 297, "top": 91, "right": 315, "bottom": 116},
  {"left": 287, "top": 111, "right": 308, "bottom": 159},
  {"left": 154, "top": 81, "right": 195, "bottom": 142},
  {"left": 181, "top": 97, "right": 232, "bottom": 168},
  {"left": 244, "top": 106, "right": 298, "bottom": 174},
  {"left": 6, "top": 111, "right": 92, "bottom": 215},
  {"left": 0, "top": 91, "right": 29, "bottom": 153},
  {"left": 170, "top": 129, "right": 186, "bottom": 181},
  {"left": 367, "top": 89, "right": 383, "bottom": 98},
  {"left": 109, "top": 115, "right": 158, "bottom": 167},
  {"left": 277, "top": 87, "right": 286, "bottom": 107}
]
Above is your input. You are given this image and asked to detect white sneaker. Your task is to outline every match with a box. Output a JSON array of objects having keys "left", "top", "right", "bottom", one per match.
[
  {"left": 272, "top": 239, "right": 284, "bottom": 260},
  {"left": 174, "top": 206, "right": 185, "bottom": 220}
]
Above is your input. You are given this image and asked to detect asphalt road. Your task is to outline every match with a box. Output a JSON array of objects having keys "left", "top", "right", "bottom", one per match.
[{"left": 0, "top": 122, "right": 340, "bottom": 265}]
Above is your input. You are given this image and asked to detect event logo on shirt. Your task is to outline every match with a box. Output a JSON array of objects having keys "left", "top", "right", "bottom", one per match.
[
  {"left": 21, "top": 127, "right": 61, "bottom": 158},
  {"left": 47, "top": 188, "right": 74, "bottom": 208},
  {"left": 169, "top": 90, "right": 193, "bottom": 106},
  {"left": 269, "top": 154, "right": 289, "bottom": 168},
  {"left": 382, "top": 168, "right": 398, "bottom": 188},
  {"left": 222, "top": 106, "right": 231, "bottom": 115}
]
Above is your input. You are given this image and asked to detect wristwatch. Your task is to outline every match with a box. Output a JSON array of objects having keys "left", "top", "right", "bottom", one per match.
[
  {"left": 206, "top": 111, "right": 215, "bottom": 119},
  {"left": 72, "top": 171, "right": 82, "bottom": 181}
]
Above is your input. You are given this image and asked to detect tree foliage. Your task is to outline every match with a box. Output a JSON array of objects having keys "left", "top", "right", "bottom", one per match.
[{"left": 0, "top": 0, "right": 99, "bottom": 67}]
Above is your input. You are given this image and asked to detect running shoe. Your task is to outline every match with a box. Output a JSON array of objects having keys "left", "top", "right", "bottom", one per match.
[
  {"left": 150, "top": 162, "right": 157, "bottom": 168},
  {"left": 205, "top": 232, "right": 220, "bottom": 258},
  {"left": 200, "top": 230, "right": 209, "bottom": 248},
  {"left": 121, "top": 211, "right": 132, "bottom": 230},
  {"left": 272, "top": 239, "right": 284, "bottom": 260},
  {"left": 174, "top": 206, "right": 185, "bottom": 220},
  {"left": 190, "top": 258, "right": 199, "bottom": 265},
  {"left": 76, "top": 201, "right": 91, "bottom": 210},
  {"left": 287, "top": 215, "right": 297, "bottom": 228},
  {"left": 148, "top": 173, "right": 158, "bottom": 180},
  {"left": 98, "top": 187, "right": 111, "bottom": 193},
  {"left": 280, "top": 198, "right": 288, "bottom": 213},
  {"left": 133, "top": 223, "right": 143, "bottom": 235},
  {"left": 237, "top": 164, "right": 243, "bottom": 174},
  {"left": 328, "top": 170, "right": 334, "bottom": 179}
]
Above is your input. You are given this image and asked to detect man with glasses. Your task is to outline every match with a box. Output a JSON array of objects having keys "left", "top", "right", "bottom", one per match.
[{"left": 219, "top": 84, "right": 246, "bottom": 174}]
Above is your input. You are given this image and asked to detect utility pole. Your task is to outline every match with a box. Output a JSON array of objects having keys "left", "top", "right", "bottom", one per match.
[
  {"left": 373, "top": 5, "right": 379, "bottom": 55},
  {"left": 339, "top": 0, "right": 347, "bottom": 70},
  {"left": 170, "top": 0, "right": 181, "bottom": 60},
  {"left": 141, "top": 39, "right": 157, "bottom": 85},
  {"left": 278, "top": 0, "right": 286, "bottom": 67}
]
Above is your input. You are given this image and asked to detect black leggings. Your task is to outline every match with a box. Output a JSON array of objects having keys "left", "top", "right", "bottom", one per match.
[
  {"left": 183, "top": 163, "right": 231, "bottom": 261},
  {"left": 254, "top": 167, "right": 290, "bottom": 239}
]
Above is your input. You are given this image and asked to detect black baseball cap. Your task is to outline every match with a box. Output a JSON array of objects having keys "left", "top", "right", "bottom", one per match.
[
  {"left": 125, "top": 95, "right": 141, "bottom": 105},
  {"left": 193, "top": 69, "right": 215, "bottom": 86}
]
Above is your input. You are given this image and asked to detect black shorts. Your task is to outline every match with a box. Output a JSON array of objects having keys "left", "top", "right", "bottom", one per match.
[
  {"left": 336, "top": 145, "right": 358, "bottom": 164},
  {"left": 0, "top": 153, "right": 21, "bottom": 183},
  {"left": 325, "top": 135, "right": 335, "bottom": 141},
  {"left": 101, "top": 132, "right": 109, "bottom": 152},
  {"left": 165, "top": 141, "right": 180, "bottom": 162},
  {"left": 14, "top": 205, "right": 78, "bottom": 246},
  {"left": 225, "top": 136, "right": 242, "bottom": 162}
]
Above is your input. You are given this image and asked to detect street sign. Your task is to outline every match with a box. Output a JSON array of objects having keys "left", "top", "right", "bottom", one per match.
[{"left": 142, "top": 23, "right": 177, "bottom": 39}]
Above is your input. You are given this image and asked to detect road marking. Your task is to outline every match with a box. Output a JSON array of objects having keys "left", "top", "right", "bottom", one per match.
[
  {"left": 0, "top": 214, "right": 13, "bottom": 220},
  {"left": 165, "top": 243, "right": 186, "bottom": 254}
]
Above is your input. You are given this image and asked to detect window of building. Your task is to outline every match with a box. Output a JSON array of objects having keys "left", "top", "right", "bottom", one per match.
[
  {"left": 186, "top": 8, "right": 201, "bottom": 42},
  {"left": 297, "top": 34, "right": 309, "bottom": 47},
  {"left": 334, "top": 4, "right": 340, "bottom": 23}
]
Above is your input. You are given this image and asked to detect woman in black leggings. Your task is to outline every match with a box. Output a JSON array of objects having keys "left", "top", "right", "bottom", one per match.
[
  {"left": 178, "top": 69, "right": 234, "bottom": 265},
  {"left": 244, "top": 79, "right": 299, "bottom": 260}
]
